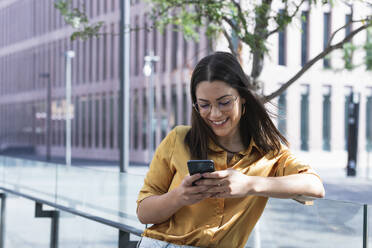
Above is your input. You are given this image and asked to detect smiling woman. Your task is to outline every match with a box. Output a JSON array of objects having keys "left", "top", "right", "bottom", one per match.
[{"left": 136, "top": 52, "right": 325, "bottom": 248}]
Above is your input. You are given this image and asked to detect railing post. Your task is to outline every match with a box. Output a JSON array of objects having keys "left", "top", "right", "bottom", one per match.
[
  {"left": 118, "top": 230, "right": 137, "bottom": 248},
  {"left": 364, "top": 204, "right": 368, "bottom": 248},
  {"left": 35, "top": 202, "right": 59, "bottom": 248},
  {"left": 0, "top": 193, "right": 6, "bottom": 248}
]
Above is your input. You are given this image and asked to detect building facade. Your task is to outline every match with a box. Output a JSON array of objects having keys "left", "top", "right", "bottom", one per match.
[{"left": 0, "top": 0, "right": 371, "bottom": 170}]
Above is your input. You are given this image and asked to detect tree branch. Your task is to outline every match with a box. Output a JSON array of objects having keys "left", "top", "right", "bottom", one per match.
[
  {"left": 222, "top": 16, "right": 240, "bottom": 35},
  {"left": 326, "top": 18, "right": 367, "bottom": 47},
  {"left": 229, "top": 0, "right": 249, "bottom": 36},
  {"left": 264, "top": 22, "right": 371, "bottom": 102},
  {"left": 221, "top": 28, "right": 238, "bottom": 58},
  {"left": 266, "top": 0, "right": 306, "bottom": 38}
]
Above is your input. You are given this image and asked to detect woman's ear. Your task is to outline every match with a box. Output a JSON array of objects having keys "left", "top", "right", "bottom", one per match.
[{"left": 241, "top": 97, "right": 246, "bottom": 104}]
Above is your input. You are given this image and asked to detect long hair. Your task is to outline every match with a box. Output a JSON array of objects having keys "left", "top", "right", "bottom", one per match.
[{"left": 184, "top": 51, "right": 288, "bottom": 159}]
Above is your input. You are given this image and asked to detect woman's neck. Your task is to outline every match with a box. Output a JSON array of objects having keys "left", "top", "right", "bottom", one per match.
[{"left": 217, "top": 132, "right": 244, "bottom": 153}]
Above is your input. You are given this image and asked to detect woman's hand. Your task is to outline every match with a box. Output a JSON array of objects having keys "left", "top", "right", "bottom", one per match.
[
  {"left": 174, "top": 173, "right": 214, "bottom": 206},
  {"left": 196, "top": 169, "right": 253, "bottom": 198}
]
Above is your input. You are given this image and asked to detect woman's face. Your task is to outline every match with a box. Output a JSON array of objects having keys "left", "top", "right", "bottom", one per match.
[{"left": 195, "top": 80, "right": 245, "bottom": 139}]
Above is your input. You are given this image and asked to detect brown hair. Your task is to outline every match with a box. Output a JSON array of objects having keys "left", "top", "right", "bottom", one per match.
[{"left": 185, "top": 52, "right": 288, "bottom": 159}]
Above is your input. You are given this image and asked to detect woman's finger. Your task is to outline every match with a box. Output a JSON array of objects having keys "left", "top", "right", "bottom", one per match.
[
  {"left": 202, "top": 170, "right": 229, "bottom": 179},
  {"left": 196, "top": 178, "right": 225, "bottom": 186},
  {"left": 184, "top": 174, "right": 202, "bottom": 186},
  {"left": 188, "top": 185, "right": 210, "bottom": 194}
]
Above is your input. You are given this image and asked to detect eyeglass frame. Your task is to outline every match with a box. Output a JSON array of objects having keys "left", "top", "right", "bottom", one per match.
[{"left": 193, "top": 95, "right": 239, "bottom": 115}]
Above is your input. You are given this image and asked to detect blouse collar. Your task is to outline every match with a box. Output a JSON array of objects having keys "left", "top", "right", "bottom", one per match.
[{"left": 208, "top": 137, "right": 262, "bottom": 156}]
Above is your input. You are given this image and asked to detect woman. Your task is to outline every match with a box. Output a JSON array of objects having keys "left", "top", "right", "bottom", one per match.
[{"left": 137, "top": 52, "right": 325, "bottom": 248}]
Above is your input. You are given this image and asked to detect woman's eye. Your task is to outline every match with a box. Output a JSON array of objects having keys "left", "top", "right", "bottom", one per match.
[
  {"left": 219, "top": 100, "right": 231, "bottom": 106},
  {"left": 199, "top": 104, "right": 210, "bottom": 109}
]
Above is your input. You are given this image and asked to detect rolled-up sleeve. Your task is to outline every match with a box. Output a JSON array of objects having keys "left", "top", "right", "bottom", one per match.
[
  {"left": 274, "top": 149, "right": 320, "bottom": 179},
  {"left": 137, "top": 128, "right": 177, "bottom": 207}
]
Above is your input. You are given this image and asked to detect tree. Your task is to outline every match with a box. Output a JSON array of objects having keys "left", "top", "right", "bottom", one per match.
[{"left": 55, "top": 0, "right": 372, "bottom": 101}]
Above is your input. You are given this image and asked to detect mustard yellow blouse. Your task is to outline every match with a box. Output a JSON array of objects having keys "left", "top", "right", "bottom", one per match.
[{"left": 137, "top": 126, "right": 318, "bottom": 248}]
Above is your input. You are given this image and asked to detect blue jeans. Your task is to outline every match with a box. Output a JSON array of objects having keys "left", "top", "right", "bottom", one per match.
[{"left": 138, "top": 236, "right": 199, "bottom": 248}]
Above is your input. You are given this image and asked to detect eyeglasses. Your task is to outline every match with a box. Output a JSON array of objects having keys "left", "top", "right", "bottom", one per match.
[{"left": 193, "top": 95, "right": 239, "bottom": 115}]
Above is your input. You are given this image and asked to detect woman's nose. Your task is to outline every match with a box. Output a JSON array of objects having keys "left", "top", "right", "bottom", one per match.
[{"left": 209, "top": 104, "right": 222, "bottom": 117}]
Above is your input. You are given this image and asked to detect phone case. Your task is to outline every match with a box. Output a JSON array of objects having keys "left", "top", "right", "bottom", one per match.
[{"left": 187, "top": 160, "right": 215, "bottom": 175}]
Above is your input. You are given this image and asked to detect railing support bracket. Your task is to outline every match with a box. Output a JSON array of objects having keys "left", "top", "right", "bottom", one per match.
[
  {"left": 119, "top": 229, "right": 138, "bottom": 248},
  {"left": 35, "top": 202, "right": 59, "bottom": 248}
]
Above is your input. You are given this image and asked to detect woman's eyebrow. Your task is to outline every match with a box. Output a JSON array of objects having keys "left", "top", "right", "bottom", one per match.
[
  {"left": 197, "top": 94, "right": 233, "bottom": 102},
  {"left": 216, "top": 94, "right": 233, "bottom": 100}
]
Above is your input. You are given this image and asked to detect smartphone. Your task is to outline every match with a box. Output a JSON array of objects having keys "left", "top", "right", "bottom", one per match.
[{"left": 187, "top": 160, "right": 215, "bottom": 186}]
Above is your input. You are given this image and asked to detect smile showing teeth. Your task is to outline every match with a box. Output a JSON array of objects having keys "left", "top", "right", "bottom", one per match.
[{"left": 211, "top": 119, "right": 227, "bottom": 125}]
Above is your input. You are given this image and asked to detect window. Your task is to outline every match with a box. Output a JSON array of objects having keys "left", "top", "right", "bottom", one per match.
[
  {"left": 171, "top": 84, "right": 178, "bottom": 128},
  {"left": 76, "top": 41, "right": 80, "bottom": 84},
  {"left": 82, "top": 40, "right": 86, "bottom": 83},
  {"left": 278, "top": 9, "right": 287, "bottom": 66},
  {"left": 89, "top": 0, "right": 93, "bottom": 18},
  {"left": 323, "top": 12, "right": 331, "bottom": 68},
  {"left": 110, "top": 94, "right": 114, "bottom": 148},
  {"left": 135, "top": 16, "right": 139, "bottom": 75},
  {"left": 103, "top": 26, "right": 107, "bottom": 80},
  {"left": 322, "top": 86, "right": 331, "bottom": 151},
  {"left": 97, "top": 0, "right": 100, "bottom": 16},
  {"left": 366, "top": 29, "right": 372, "bottom": 70},
  {"left": 153, "top": 22, "right": 158, "bottom": 73},
  {"left": 81, "top": 98, "right": 86, "bottom": 147},
  {"left": 194, "top": 27, "right": 200, "bottom": 65},
  {"left": 277, "top": 91, "right": 287, "bottom": 136},
  {"left": 74, "top": 97, "right": 80, "bottom": 147},
  {"left": 207, "top": 37, "right": 213, "bottom": 55},
  {"left": 142, "top": 89, "right": 148, "bottom": 150},
  {"left": 112, "top": 0, "right": 115, "bottom": 11},
  {"left": 95, "top": 97, "right": 100, "bottom": 147},
  {"left": 88, "top": 95, "right": 92, "bottom": 147},
  {"left": 183, "top": 36, "right": 188, "bottom": 68},
  {"left": 153, "top": 86, "right": 157, "bottom": 148},
  {"left": 172, "top": 24, "right": 178, "bottom": 70},
  {"left": 162, "top": 26, "right": 167, "bottom": 72},
  {"left": 366, "top": 88, "right": 372, "bottom": 151},
  {"left": 102, "top": 94, "right": 106, "bottom": 148},
  {"left": 182, "top": 84, "right": 188, "bottom": 124},
  {"left": 161, "top": 86, "right": 167, "bottom": 139},
  {"left": 133, "top": 89, "right": 139, "bottom": 149},
  {"left": 96, "top": 37, "right": 100, "bottom": 81},
  {"left": 89, "top": 38, "right": 93, "bottom": 82},
  {"left": 144, "top": 15, "right": 148, "bottom": 56},
  {"left": 300, "top": 85, "right": 309, "bottom": 151},
  {"left": 345, "top": 14, "right": 352, "bottom": 36},
  {"left": 110, "top": 23, "right": 115, "bottom": 79},
  {"left": 301, "top": 11, "right": 309, "bottom": 67},
  {"left": 344, "top": 87, "right": 352, "bottom": 150}
]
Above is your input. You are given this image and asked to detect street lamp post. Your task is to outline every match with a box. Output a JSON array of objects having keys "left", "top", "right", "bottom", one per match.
[
  {"left": 65, "top": 50, "right": 75, "bottom": 167},
  {"left": 119, "top": 0, "right": 131, "bottom": 173},
  {"left": 39, "top": 73, "right": 52, "bottom": 162},
  {"left": 143, "top": 51, "right": 159, "bottom": 161}
]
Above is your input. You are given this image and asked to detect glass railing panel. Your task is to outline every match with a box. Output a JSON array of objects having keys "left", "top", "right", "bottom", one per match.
[
  {"left": 59, "top": 211, "right": 119, "bottom": 248},
  {"left": 0, "top": 156, "right": 57, "bottom": 203},
  {"left": 4, "top": 195, "right": 50, "bottom": 248},
  {"left": 55, "top": 165, "right": 146, "bottom": 231},
  {"left": 246, "top": 198, "right": 365, "bottom": 247}
]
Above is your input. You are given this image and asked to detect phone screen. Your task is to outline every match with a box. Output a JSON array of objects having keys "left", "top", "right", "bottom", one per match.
[{"left": 187, "top": 160, "right": 215, "bottom": 175}]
